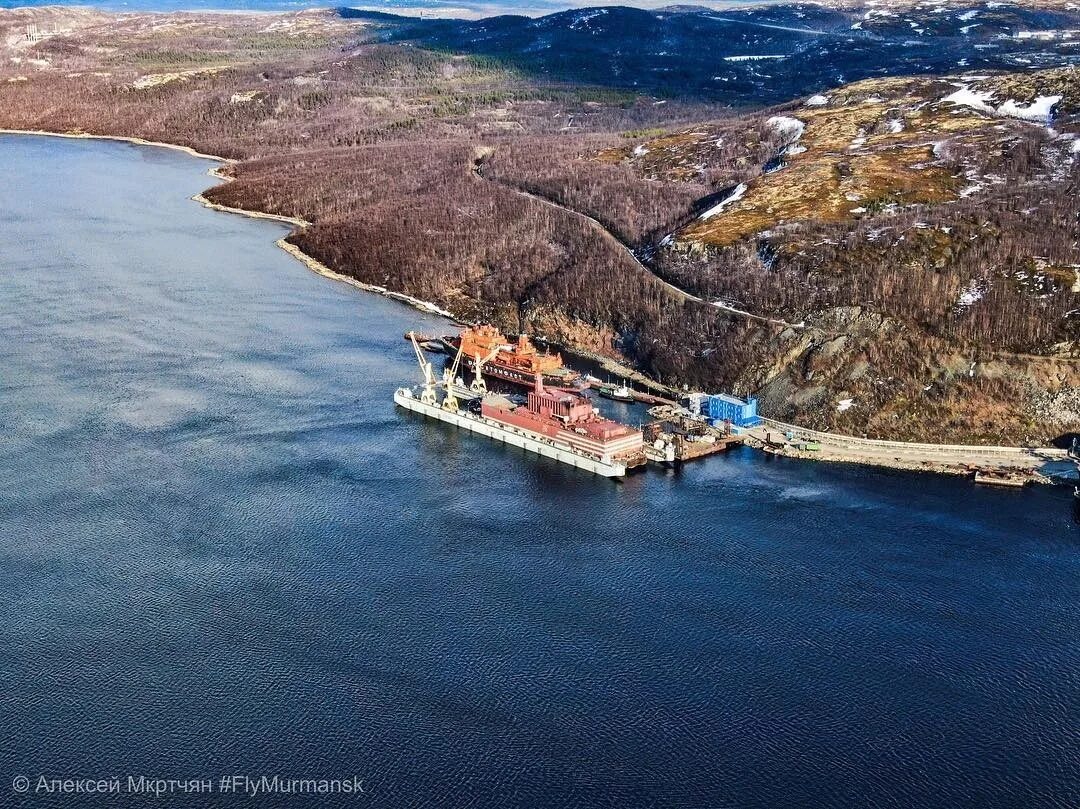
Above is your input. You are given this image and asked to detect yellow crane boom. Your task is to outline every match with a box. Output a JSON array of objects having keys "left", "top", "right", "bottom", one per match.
[
  {"left": 469, "top": 345, "right": 501, "bottom": 394},
  {"left": 441, "top": 341, "right": 466, "bottom": 413},
  {"left": 407, "top": 331, "right": 438, "bottom": 405}
]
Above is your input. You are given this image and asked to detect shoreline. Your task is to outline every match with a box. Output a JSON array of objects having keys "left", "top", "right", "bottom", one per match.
[
  {"left": 3, "top": 127, "right": 1074, "bottom": 485},
  {"left": 745, "top": 419, "right": 1076, "bottom": 485},
  {"left": 0, "top": 128, "right": 455, "bottom": 319},
  {"left": 757, "top": 443, "right": 1071, "bottom": 483},
  {"left": 0, "top": 128, "right": 231, "bottom": 163},
  {"left": 196, "top": 192, "right": 455, "bottom": 319}
]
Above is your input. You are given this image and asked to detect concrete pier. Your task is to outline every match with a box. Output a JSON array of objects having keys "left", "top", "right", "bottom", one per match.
[{"left": 745, "top": 418, "right": 1078, "bottom": 484}]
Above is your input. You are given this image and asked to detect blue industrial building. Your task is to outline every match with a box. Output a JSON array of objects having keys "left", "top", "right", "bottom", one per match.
[{"left": 700, "top": 393, "right": 761, "bottom": 428}]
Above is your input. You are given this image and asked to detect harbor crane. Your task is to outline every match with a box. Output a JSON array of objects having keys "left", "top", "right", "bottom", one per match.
[
  {"left": 469, "top": 346, "right": 501, "bottom": 394},
  {"left": 407, "top": 331, "right": 438, "bottom": 406},
  {"left": 441, "top": 342, "right": 466, "bottom": 413}
]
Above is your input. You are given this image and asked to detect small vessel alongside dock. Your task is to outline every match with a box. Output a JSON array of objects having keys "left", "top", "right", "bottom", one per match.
[
  {"left": 974, "top": 471, "right": 1029, "bottom": 488},
  {"left": 597, "top": 382, "right": 635, "bottom": 403}
]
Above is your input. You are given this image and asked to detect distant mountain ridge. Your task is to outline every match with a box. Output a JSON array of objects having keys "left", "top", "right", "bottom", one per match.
[{"left": 343, "top": 2, "right": 1080, "bottom": 101}]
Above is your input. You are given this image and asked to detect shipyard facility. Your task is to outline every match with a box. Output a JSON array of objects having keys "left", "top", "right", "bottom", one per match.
[
  {"left": 395, "top": 332, "right": 646, "bottom": 477},
  {"left": 397, "top": 324, "right": 1080, "bottom": 487},
  {"left": 677, "top": 392, "right": 762, "bottom": 431},
  {"left": 396, "top": 326, "right": 756, "bottom": 477}
]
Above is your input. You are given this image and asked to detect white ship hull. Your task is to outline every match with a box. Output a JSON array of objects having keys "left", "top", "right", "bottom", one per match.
[{"left": 394, "top": 388, "right": 627, "bottom": 477}]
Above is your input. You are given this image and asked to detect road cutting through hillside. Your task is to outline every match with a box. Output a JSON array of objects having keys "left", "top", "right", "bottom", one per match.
[{"left": 472, "top": 151, "right": 806, "bottom": 331}]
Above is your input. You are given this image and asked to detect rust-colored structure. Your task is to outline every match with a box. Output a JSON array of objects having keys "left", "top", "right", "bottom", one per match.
[{"left": 448, "top": 324, "right": 579, "bottom": 387}]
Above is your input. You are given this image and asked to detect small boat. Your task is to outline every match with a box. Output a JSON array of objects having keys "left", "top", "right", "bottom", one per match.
[
  {"left": 402, "top": 332, "right": 445, "bottom": 353},
  {"left": 598, "top": 382, "right": 635, "bottom": 403},
  {"left": 974, "top": 471, "right": 1028, "bottom": 488}
]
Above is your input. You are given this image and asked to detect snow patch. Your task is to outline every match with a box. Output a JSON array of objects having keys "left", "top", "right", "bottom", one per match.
[
  {"left": 955, "top": 278, "right": 988, "bottom": 310},
  {"left": 568, "top": 8, "right": 607, "bottom": 29},
  {"left": 942, "top": 85, "right": 996, "bottom": 114},
  {"left": 942, "top": 84, "right": 1061, "bottom": 123},
  {"left": 997, "top": 95, "right": 1061, "bottom": 123},
  {"left": 767, "top": 115, "right": 806, "bottom": 144},
  {"left": 230, "top": 90, "right": 261, "bottom": 104},
  {"left": 805, "top": 94, "right": 829, "bottom": 107},
  {"left": 837, "top": 398, "right": 855, "bottom": 412},
  {"left": 699, "top": 183, "right": 748, "bottom": 219}
]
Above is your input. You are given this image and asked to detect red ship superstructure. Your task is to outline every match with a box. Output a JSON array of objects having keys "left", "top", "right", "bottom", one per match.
[
  {"left": 447, "top": 324, "right": 579, "bottom": 388},
  {"left": 482, "top": 375, "right": 644, "bottom": 465}
]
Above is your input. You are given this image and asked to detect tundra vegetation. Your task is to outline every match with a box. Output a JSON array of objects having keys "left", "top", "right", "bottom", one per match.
[{"left": 1, "top": 4, "right": 1078, "bottom": 443}]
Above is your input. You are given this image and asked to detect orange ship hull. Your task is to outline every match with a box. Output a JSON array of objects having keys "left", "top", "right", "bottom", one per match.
[{"left": 446, "top": 325, "right": 579, "bottom": 388}]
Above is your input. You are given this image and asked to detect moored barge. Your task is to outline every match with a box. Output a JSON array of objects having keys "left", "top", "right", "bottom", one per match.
[{"left": 396, "top": 334, "right": 644, "bottom": 477}]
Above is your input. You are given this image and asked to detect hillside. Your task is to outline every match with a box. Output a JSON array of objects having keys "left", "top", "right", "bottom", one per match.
[
  {"left": 0, "top": 4, "right": 1077, "bottom": 443},
  {"left": 346, "top": 2, "right": 1080, "bottom": 101}
]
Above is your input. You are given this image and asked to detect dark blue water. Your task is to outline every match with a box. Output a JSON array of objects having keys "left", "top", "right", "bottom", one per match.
[{"left": 1, "top": 134, "right": 1078, "bottom": 808}]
